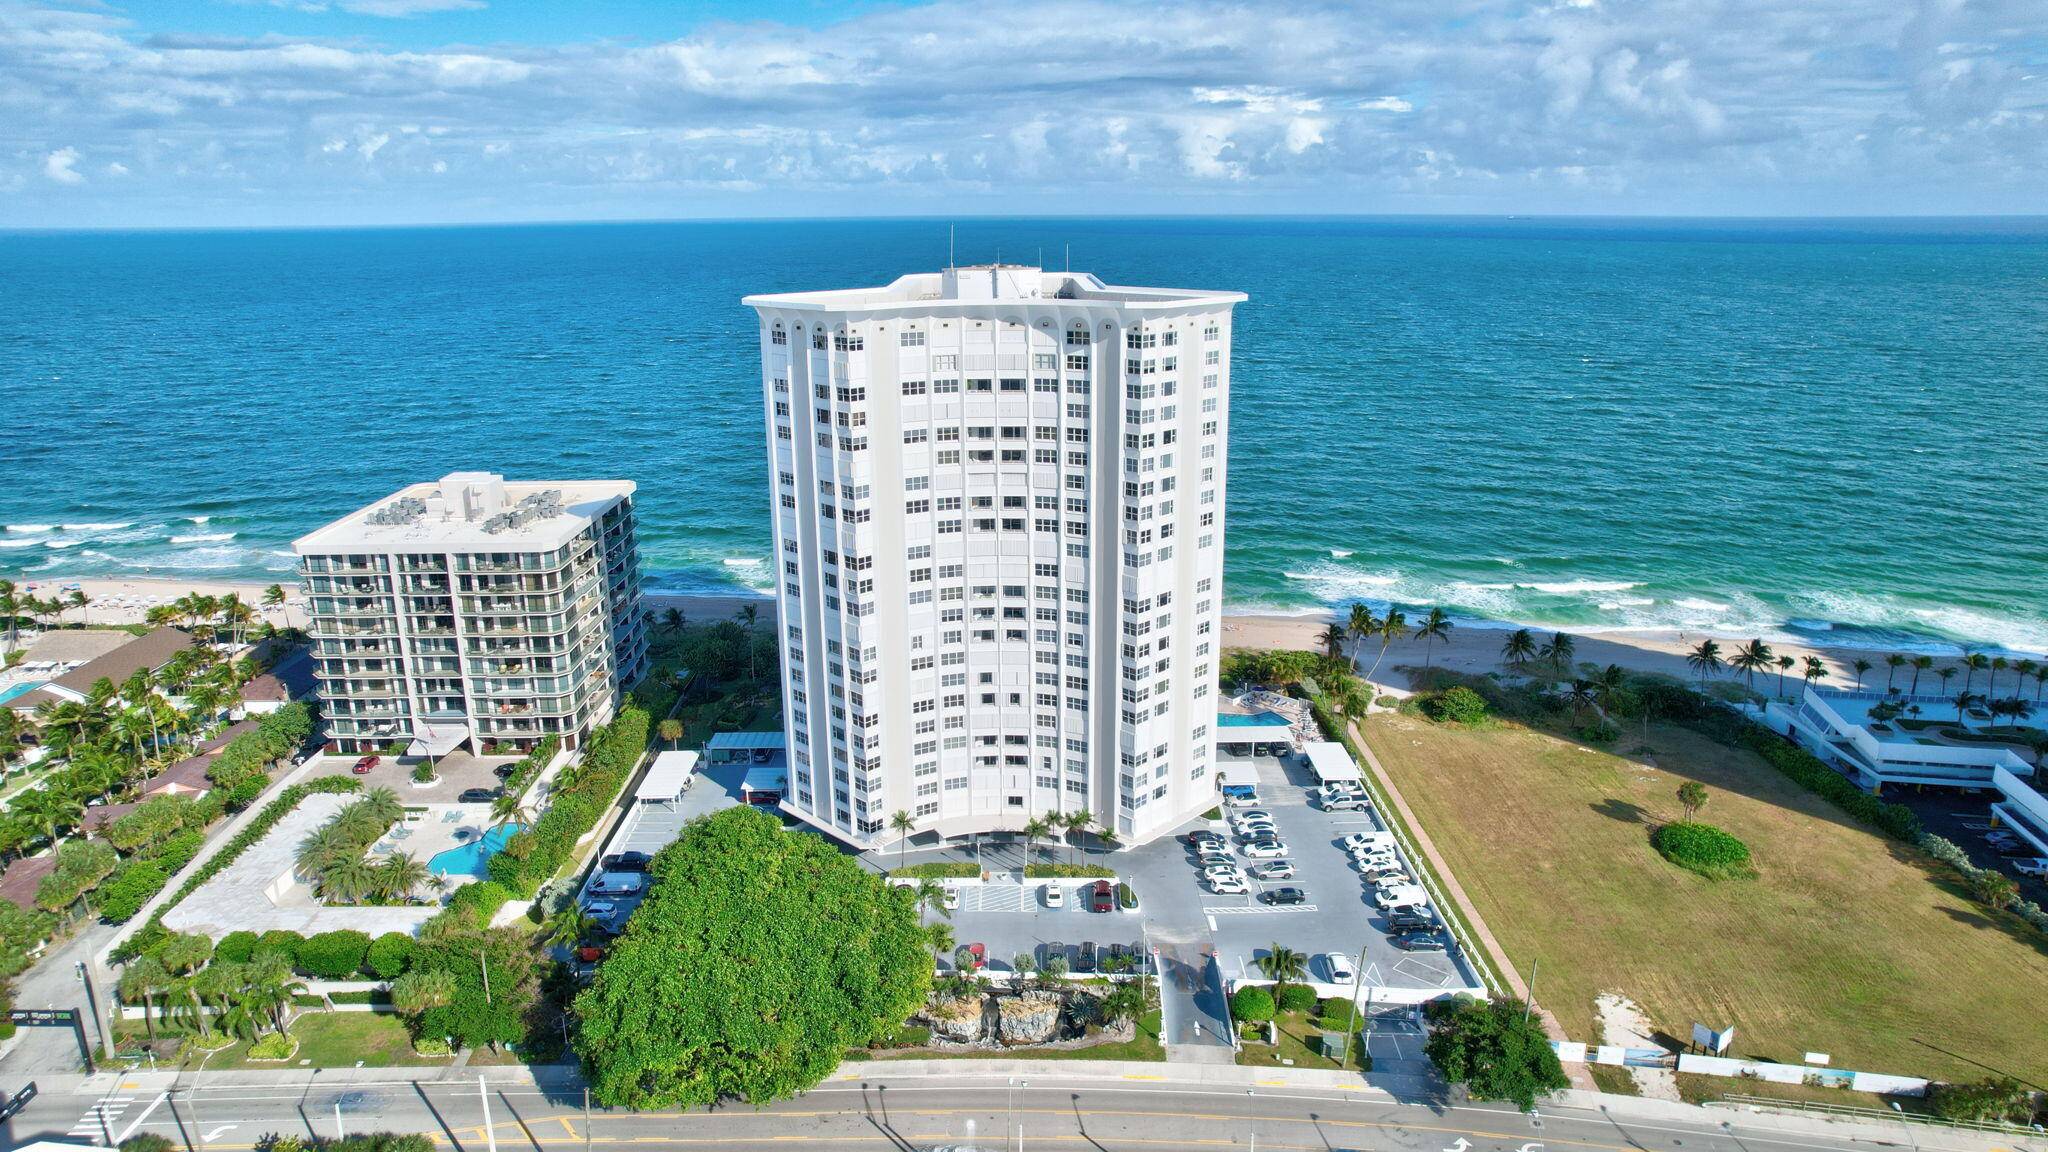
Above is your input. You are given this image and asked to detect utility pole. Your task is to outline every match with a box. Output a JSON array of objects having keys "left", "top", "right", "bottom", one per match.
[
  {"left": 583, "top": 1087, "right": 593, "bottom": 1152},
  {"left": 480, "top": 1075, "right": 497, "bottom": 1152},
  {"left": 1341, "top": 940, "right": 1369, "bottom": 1071},
  {"left": 76, "top": 961, "right": 108, "bottom": 1064},
  {"left": 1523, "top": 957, "right": 1540, "bottom": 1026}
]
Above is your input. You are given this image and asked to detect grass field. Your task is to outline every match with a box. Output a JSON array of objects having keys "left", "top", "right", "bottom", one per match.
[
  {"left": 130, "top": 1011, "right": 436, "bottom": 1070},
  {"left": 1360, "top": 712, "right": 2048, "bottom": 1085}
]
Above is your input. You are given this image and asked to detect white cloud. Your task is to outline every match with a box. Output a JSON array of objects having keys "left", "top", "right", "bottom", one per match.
[
  {"left": 0, "top": 0, "right": 2043, "bottom": 222},
  {"left": 105, "top": 161, "right": 129, "bottom": 176},
  {"left": 43, "top": 147, "right": 83, "bottom": 184}
]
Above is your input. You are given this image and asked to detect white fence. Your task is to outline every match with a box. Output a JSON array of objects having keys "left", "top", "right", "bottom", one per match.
[{"left": 1677, "top": 1053, "right": 1928, "bottom": 1097}]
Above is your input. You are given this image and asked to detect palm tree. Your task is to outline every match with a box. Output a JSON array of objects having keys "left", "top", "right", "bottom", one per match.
[
  {"left": 390, "top": 968, "right": 456, "bottom": 1021},
  {"left": 1256, "top": 943, "right": 1308, "bottom": 987},
  {"left": 1021, "top": 815, "right": 1052, "bottom": 865},
  {"left": 489, "top": 790, "right": 533, "bottom": 829},
  {"left": 657, "top": 718, "right": 683, "bottom": 748},
  {"left": 913, "top": 878, "right": 949, "bottom": 922},
  {"left": 120, "top": 955, "right": 171, "bottom": 1040},
  {"left": 263, "top": 584, "right": 287, "bottom": 609},
  {"left": 1850, "top": 658, "right": 1872, "bottom": 691},
  {"left": 1685, "top": 639, "right": 1723, "bottom": 686},
  {"left": 1364, "top": 609, "right": 1406, "bottom": 685},
  {"left": 1538, "top": 632, "right": 1576, "bottom": 679},
  {"left": 1963, "top": 653, "right": 1989, "bottom": 694},
  {"left": 1952, "top": 691, "right": 1979, "bottom": 723},
  {"left": 1591, "top": 663, "right": 1629, "bottom": 716},
  {"left": 1094, "top": 816, "right": 1118, "bottom": 856},
  {"left": 1989, "top": 656, "right": 2009, "bottom": 700},
  {"left": 1317, "top": 623, "right": 1347, "bottom": 660},
  {"left": 1728, "top": 639, "right": 1774, "bottom": 693},
  {"left": 1802, "top": 655, "right": 1829, "bottom": 692},
  {"left": 547, "top": 906, "right": 599, "bottom": 950},
  {"left": 1061, "top": 809, "right": 1093, "bottom": 868},
  {"left": 0, "top": 578, "right": 20, "bottom": 652},
  {"left": 1936, "top": 665, "right": 1958, "bottom": 699},
  {"left": 1500, "top": 629, "right": 1537, "bottom": 670},
  {"left": 16, "top": 788, "right": 84, "bottom": 847},
  {"left": 2032, "top": 663, "right": 2048, "bottom": 703},
  {"left": 661, "top": 607, "right": 686, "bottom": 633},
  {"left": 2014, "top": 659, "right": 2040, "bottom": 703},
  {"left": 232, "top": 955, "right": 305, "bottom": 1038},
  {"left": 889, "top": 809, "right": 916, "bottom": 872},
  {"left": 320, "top": 856, "right": 378, "bottom": 905},
  {"left": 925, "top": 920, "right": 955, "bottom": 961},
  {"left": 68, "top": 589, "right": 90, "bottom": 626},
  {"left": 375, "top": 852, "right": 430, "bottom": 903},
  {"left": 1564, "top": 680, "right": 1597, "bottom": 720},
  {"left": 1910, "top": 655, "right": 1934, "bottom": 695},
  {"left": 1346, "top": 602, "right": 1378, "bottom": 672},
  {"left": 1884, "top": 653, "right": 1905, "bottom": 692},
  {"left": 1411, "top": 608, "right": 1453, "bottom": 673},
  {"left": 735, "top": 603, "right": 761, "bottom": 679},
  {"left": 1775, "top": 654, "right": 1796, "bottom": 698}
]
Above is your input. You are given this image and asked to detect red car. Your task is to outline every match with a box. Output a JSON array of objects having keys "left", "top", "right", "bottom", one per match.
[
  {"left": 351, "top": 755, "right": 380, "bottom": 774},
  {"left": 1088, "top": 879, "right": 1114, "bottom": 913}
]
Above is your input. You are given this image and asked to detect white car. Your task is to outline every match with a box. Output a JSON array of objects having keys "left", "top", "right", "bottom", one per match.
[
  {"left": 1229, "top": 809, "right": 1275, "bottom": 826},
  {"left": 2013, "top": 858, "right": 2048, "bottom": 878},
  {"left": 1322, "top": 952, "right": 1357, "bottom": 984},
  {"left": 1243, "top": 840, "right": 1289, "bottom": 859},
  {"left": 1236, "top": 825, "right": 1280, "bottom": 842},
  {"left": 583, "top": 901, "right": 618, "bottom": 918},
  {"left": 1042, "top": 883, "right": 1064, "bottom": 908},
  {"left": 1207, "top": 876, "right": 1250, "bottom": 894},
  {"left": 1341, "top": 832, "right": 1393, "bottom": 852},
  {"left": 942, "top": 885, "right": 961, "bottom": 911},
  {"left": 1249, "top": 860, "right": 1297, "bottom": 880},
  {"left": 1352, "top": 850, "right": 1400, "bottom": 869},
  {"left": 1374, "top": 883, "right": 1429, "bottom": 910},
  {"left": 1366, "top": 873, "right": 1413, "bottom": 892}
]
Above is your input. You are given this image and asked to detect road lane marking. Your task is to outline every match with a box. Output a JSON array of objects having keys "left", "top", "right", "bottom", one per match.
[{"left": 115, "top": 1091, "right": 168, "bottom": 1144}]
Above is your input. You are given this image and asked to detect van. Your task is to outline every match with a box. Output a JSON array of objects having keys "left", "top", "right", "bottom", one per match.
[{"left": 593, "top": 872, "right": 644, "bottom": 896}]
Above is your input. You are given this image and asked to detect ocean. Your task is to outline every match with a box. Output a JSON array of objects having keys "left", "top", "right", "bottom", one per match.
[{"left": 3, "top": 217, "right": 2045, "bottom": 655}]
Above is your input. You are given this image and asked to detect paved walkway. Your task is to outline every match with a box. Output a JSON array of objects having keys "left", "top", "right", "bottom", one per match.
[{"left": 1343, "top": 711, "right": 1599, "bottom": 1090}]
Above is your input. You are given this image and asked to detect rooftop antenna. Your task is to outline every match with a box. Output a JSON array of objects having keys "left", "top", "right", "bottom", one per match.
[
  {"left": 1065, "top": 243, "right": 1071, "bottom": 272},
  {"left": 948, "top": 224, "right": 955, "bottom": 270}
]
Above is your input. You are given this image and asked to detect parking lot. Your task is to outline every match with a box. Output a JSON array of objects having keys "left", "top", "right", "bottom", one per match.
[
  {"left": 879, "top": 750, "right": 1485, "bottom": 1009},
  {"left": 1897, "top": 786, "right": 2048, "bottom": 904},
  {"left": 320, "top": 749, "right": 518, "bottom": 803},
  {"left": 576, "top": 756, "right": 760, "bottom": 931}
]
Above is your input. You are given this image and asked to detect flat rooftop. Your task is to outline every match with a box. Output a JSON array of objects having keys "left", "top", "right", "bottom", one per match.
[
  {"left": 743, "top": 265, "right": 1245, "bottom": 314},
  {"left": 295, "top": 472, "right": 634, "bottom": 554}
]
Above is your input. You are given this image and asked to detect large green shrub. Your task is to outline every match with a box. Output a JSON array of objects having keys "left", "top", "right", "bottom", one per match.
[
  {"left": 1652, "top": 821, "right": 1754, "bottom": 879},
  {"left": 443, "top": 880, "right": 513, "bottom": 929},
  {"left": 1230, "top": 985, "right": 1276, "bottom": 1023},
  {"left": 1925, "top": 1077, "right": 2035, "bottom": 1125},
  {"left": 489, "top": 708, "right": 649, "bottom": 897},
  {"left": 1421, "top": 686, "right": 1490, "bottom": 725},
  {"left": 255, "top": 929, "right": 305, "bottom": 963},
  {"left": 297, "top": 930, "right": 372, "bottom": 979},
  {"left": 1424, "top": 995, "right": 1569, "bottom": 1111},
  {"left": 36, "top": 839, "right": 119, "bottom": 912},
  {"left": 575, "top": 806, "right": 930, "bottom": 1108},
  {"left": 366, "top": 932, "right": 415, "bottom": 979},
  {"left": 95, "top": 860, "right": 170, "bottom": 923},
  {"left": 1276, "top": 983, "right": 1317, "bottom": 1013}
]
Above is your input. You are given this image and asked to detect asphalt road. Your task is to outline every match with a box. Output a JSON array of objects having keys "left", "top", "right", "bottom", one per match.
[{"left": 0, "top": 1070, "right": 1962, "bottom": 1152}]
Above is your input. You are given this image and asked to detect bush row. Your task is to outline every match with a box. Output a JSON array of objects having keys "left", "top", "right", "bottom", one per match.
[
  {"left": 1022, "top": 864, "right": 1116, "bottom": 878},
  {"left": 208, "top": 926, "right": 416, "bottom": 980},
  {"left": 485, "top": 707, "right": 650, "bottom": 897},
  {"left": 1919, "top": 834, "right": 2048, "bottom": 935},
  {"left": 118, "top": 774, "right": 362, "bottom": 958},
  {"left": 1701, "top": 714, "right": 1923, "bottom": 841},
  {"left": 890, "top": 861, "right": 979, "bottom": 879},
  {"left": 204, "top": 702, "right": 316, "bottom": 799}
]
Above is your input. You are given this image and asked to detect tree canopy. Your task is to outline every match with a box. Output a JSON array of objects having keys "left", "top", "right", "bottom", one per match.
[
  {"left": 1423, "top": 995, "right": 1569, "bottom": 1111},
  {"left": 574, "top": 805, "right": 931, "bottom": 1108}
]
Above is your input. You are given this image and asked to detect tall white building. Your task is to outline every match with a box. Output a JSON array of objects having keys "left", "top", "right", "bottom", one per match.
[
  {"left": 744, "top": 266, "right": 1244, "bottom": 848},
  {"left": 294, "top": 472, "right": 647, "bottom": 758}
]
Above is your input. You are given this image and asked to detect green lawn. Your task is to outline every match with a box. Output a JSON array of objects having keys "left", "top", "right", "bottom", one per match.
[
  {"left": 126, "top": 1012, "right": 443, "bottom": 1070},
  {"left": 1361, "top": 713, "right": 2048, "bottom": 1085},
  {"left": 1236, "top": 1006, "right": 1362, "bottom": 1071}
]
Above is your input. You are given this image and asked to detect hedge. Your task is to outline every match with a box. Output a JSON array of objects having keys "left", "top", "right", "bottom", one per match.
[
  {"left": 215, "top": 930, "right": 260, "bottom": 965},
  {"left": 366, "top": 932, "right": 415, "bottom": 979},
  {"left": 256, "top": 929, "right": 306, "bottom": 963},
  {"left": 498, "top": 735, "right": 560, "bottom": 802},
  {"left": 486, "top": 707, "right": 650, "bottom": 897},
  {"left": 442, "top": 879, "right": 514, "bottom": 929},
  {"left": 1231, "top": 985, "right": 1275, "bottom": 1023},
  {"left": 1421, "top": 686, "right": 1490, "bottom": 724},
  {"left": 1276, "top": 983, "right": 1318, "bottom": 1013},
  {"left": 204, "top": 701, "right": 316, "bottom": 799},
  {"left": 128, "top": 774, "right": 362, "bottom": 946},
  {"left": 298, "top": 930, "right": 372, "bottom": 979},
  {"left": 95, "top": 860, "right": 170, "bottom": 924},
  {"left": 1023, "top": 864, "right": 1116, "bottom": 878},
  {"left": 890, "top": 862, "right": 979, "bottom": 879}
]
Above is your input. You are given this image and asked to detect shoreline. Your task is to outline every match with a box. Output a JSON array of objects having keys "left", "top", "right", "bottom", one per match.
[{"left": 19, "top": 575, "right": 2036, "bottom": 698}]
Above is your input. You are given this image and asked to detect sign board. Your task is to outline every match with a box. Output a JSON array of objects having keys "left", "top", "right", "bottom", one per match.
[
  {"left": 1690, "top": 1022, "right": 1735, "bottom": 1054},
  {"left": 0, "top": 1081, "right": 37, "bottom": 1120},
  {"left": 7, "top": 1008, "right": 77, "bottom": 1027},
  {"left": 1805, "top": 1052, "right": 1831, "bottom": 1066}
]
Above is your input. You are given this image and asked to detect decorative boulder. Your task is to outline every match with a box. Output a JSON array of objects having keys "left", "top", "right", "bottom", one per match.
[
  {"left": 997, "top": 991, "right": 1063, "bottom": 1045},
  {"left": 926, "top": 996, "right": 985, "bottom": 1043}
]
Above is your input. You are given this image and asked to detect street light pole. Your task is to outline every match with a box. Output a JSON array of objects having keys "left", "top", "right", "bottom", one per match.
[
  {"left": 1524, "top": 956, "right": 1540, "bottom": 1026},
  {"left": 76, "top": 961, "right": 108, "bottom": 1063},
  {"left": 479, "top": 1075, "right": 497, "bottom": 1152},
  {"left": 1341, "top": 939, "right": 1369, "bottom": 1071}
]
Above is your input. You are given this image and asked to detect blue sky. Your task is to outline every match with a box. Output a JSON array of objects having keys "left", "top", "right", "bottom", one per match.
[{"left": 4, "top": 0, "right": 2045, "bottom": 226}]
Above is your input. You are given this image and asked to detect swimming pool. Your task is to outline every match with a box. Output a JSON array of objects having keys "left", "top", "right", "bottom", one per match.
[
  {"left": 428, "top": 823, "right": 524, "bottom": 879},
  {"left": 0, "top": 681, "right": 46, "bottom": 707},
  {"left": 1216, "top": 710, "right": 1291, "bottom": 728}
]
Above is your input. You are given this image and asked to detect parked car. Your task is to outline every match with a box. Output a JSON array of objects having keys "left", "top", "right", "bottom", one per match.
[
  {"left": 576, "top": 945, "right": 605, "bottom": 963},
  {"left": 1394, "top": 931, "right": 1447, "bottom": 953},
  {"left": 591, "top": 872, "right": 644, "bottom": 896},
  {"left": 1195, "top": 846, "right": 1235, "bottom": 865},
  {"left": 1242, "top": 840, "right": 1288, "bottom": 859},
  {"left": 1235, "top": 822, "right": 1280, "bottom": 839},
  {"left": 1357, "top": 861, "right": 1405, "bottom": 880},
  {"left": 1374, "top": 883, "right": 1429, "bottom": 911},
  {"left": 1202, "top": 864, "right": 1247, "bottom": 883},
  {"left": 351, "top": 755, "right": 380, "bottom": 774},
  {"left": 1043, "top": 882, "right": 1064, "bottom": 908},
  {"left": 1207, "top": 876, "right": 1250, "bottom": 894},
  {"left": 1108, "top": 942, "right": 1128, "bottom": 968},
  {"left": 1089, "top": 879, "right": 1115, "bottom": 913},
  {"left": 1262, "top": 886, "right": 1307, "bottom": 906},
  {"left": 1229, "top": 809, "right": 1275, "bottom": 826},
  {"left": 1076, "top": 940, "right": 1097, "bottom": 973},
  {"left": 493, "top": 763, "right": 518, "bottom": 779},
  {"left": 942, "top": 885, "right": 961, "bottom": 911},
  {"left": 2013, "top": 858, "right": 2048, "bottom": 878},
  {"left": 1043, "top": 941, "right": 1066, "bottom": 967},
  {"left": 1187, "top": 830, "right": 1227, "bottom": 846},
  {"left": 1387, "top": 908, "right": 1438, "bottom": 932},
  {"left": 1249, "top": 860, "right": 1296, "bottom": 880},
  {"left": 1365, "top": 872, "right": 1413, "bottom": 891},
  {"left": 459, "top": 787, "right": 502, "bottom": 803},
  {"left": 1323, "top": 952, "right": 1357, "bottom": 983},
  {"left": 1352, "top": 850, "right": 1400, "bottom": 869},
  {"left": 964, "top": 942, "right": 986, "bottom": 971},
  {"left": 1323, "top": 795, "right": 1370, "bottom": 812},
  {"left": 1341, "top": 832, "right": 1393, "bottom": 852},
  {"left": 602, "top": 851, "right": 653, "bottom": 873},
  {"left": 583, "top": 900, "right": 618, "bottom": 918}
]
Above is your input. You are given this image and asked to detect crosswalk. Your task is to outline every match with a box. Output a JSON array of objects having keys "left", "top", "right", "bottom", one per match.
[
  {"left": 67, "top": 1091, "right": 133, "bottom": 1144},
  {"left": 1203, "top": 903, "right": 1320, "bottom": 915}
]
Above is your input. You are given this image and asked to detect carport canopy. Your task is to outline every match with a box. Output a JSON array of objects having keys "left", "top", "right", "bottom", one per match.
[
  {"left": 1303, "top": 740, "right": 1362, "bottom": 785},
  {"left": 637, "top": 750, "right": 699, "bottom": 803},
  {"left": 706, "top": 730, "right": 785, "bottom": 751},
  {"left": 1216, "top": 759, "right": 1261, "bottom": 789},
  {"left": 741, "top": 764, "right": 788, "bottom": 799}
]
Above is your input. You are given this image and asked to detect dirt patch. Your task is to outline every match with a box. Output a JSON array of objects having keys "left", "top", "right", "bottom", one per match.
[{"left": 1596, "top": 992, "right": 1680, "bottom": 1101}]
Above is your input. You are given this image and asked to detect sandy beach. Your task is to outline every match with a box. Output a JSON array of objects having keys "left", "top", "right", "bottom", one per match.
[{"left": 21, "top": 575, "right": 2028, "bottom": 699}]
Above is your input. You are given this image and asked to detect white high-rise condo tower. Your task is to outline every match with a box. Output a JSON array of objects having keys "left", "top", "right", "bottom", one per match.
[
  {"left": 294, "top": 472, "right": 647, "bottom": 758},
  {"left": 744, "top": 265, "right": 1244, "bottom": 849}
]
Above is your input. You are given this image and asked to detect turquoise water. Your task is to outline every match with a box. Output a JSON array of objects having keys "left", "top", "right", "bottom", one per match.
[
  {"left": 2, "top": 218, "right": 2044, "bottom": 654},
  {"left": 0, "top": 682, "right": 46, "bottom": 707},
  {"left": 1217, "top": 712, "right": 1292, "bottom": 728},
  {"left": 428, "top": 823, "right": 523, "bottom": 879}
]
